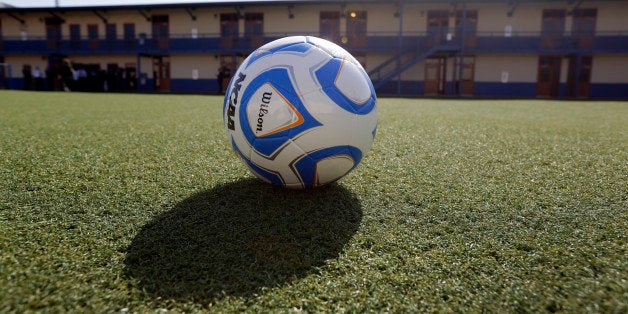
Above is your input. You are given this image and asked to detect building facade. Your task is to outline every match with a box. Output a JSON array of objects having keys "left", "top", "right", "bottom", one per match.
[{"left": 1, "top": 0, "right": 627, "bottom": 98}]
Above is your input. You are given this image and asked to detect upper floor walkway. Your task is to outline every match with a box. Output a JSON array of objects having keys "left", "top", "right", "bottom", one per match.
[{"left": 2, "top": 29, "right": 627, "bottom": 55}]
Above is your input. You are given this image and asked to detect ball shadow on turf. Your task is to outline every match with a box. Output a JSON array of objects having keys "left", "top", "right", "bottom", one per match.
[{"left": 123, "top": 178, "right": 362, "bottom": 302}]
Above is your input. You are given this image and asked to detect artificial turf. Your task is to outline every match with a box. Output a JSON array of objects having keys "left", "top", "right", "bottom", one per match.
[{"left": 0, "top": 90, "right": 626, "bottom": 312}]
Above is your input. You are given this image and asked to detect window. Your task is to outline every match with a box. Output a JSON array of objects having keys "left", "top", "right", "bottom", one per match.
[
  {"left": 106, "top": 23, "right": 116, "bottom": 41},
  {"left": 220, "top": 13, "right": 239, "bottom": 48},
  {"left": 320, "top": 11, "right": 340, "bottom": 43},
  {"left": 540, "top": 9, "right": 565, "bottom": 49},
  {"left": 124, "top": 23, "right": 135, "bottom": 49},
  {"left": 87, "top": 24, "right": 99, "bottom": 49},
  {"left": 45, "top": 17, "right": 63, "bottom": 49},
  {"left": 106, "top": 23, "right": 116, "bottom": 49},
  {"left": 70, "top": 24, "right": 81, "bottom": 49},
  {"left": 346, "top": 11, "right": 366, "bottom": 47},
  {"left": 245, "top": 13, "right": 263, "bottom": 48},
  {"left": 152, "top": 15, "right": 170, "bottom": 49},
  {"left": 572, "top": 8, "right": 597, "bottom": 48},
  {"left": 455, "top": 10, "right": 478, "bottom": 48}
]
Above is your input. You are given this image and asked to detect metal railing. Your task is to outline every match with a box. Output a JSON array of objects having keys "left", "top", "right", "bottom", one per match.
[{"left": 1, "top": 29, "right": 626, "bottom": 54}]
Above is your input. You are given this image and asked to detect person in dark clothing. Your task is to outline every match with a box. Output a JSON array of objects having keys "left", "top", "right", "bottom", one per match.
[
  {"left": 217, "top": 65, "right": 231, "bottom": 94},
  {"left": 60, "top": 59, "right": 73, "bottom": 91},
  {"left": 22, "top": 65, "right": 32, "bottom": 90},
  {"left": 32, "top": 66, "right": 44, "bottom": 91}
]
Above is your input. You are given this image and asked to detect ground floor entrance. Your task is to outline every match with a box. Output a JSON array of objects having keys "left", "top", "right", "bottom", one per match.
[
  {"left": 536, "top": 55, "right": 562, "bottom": 98},
  {"left": 152, "top": 55, "right": 171, "bottom": 92},
  {"left": 566, "top": 55, "right": 592, "bottom": 98}
]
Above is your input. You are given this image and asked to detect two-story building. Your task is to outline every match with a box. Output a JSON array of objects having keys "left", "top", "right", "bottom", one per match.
[{"left": 1, "top": 0, "right": 627, "bottom": 98}]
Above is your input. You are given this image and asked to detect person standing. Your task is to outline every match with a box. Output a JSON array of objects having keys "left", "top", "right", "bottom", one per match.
[
  {"left": 217, "top": 65, "right": 231, "bottom": 94},
  {"left": 22, "top": 65, "right": 32, "bottom": 90},
  {"left": 61, "top": 59, "right": 73, "bottom": 91},
  {"left": 32, "top": 66, "right": 44, "bottom": 91}
]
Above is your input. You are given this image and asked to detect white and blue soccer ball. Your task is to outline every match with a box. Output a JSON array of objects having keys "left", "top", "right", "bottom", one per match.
[{"left": 223, "top": 36, "right": 377, "bottom": 189}]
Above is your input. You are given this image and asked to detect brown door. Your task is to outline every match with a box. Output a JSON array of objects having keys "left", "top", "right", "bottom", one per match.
[
  {"left": 320, "top": 11, "right": 340, "bottom": 43},
  {"left": 152, "top": 55, "right": 170, "bottom": 92},
  {"left": 540, "top": 10, "right": 565, "bottom": 49},
  {"left": 536, "top": 56, "right": 561, "bottom": 98},
  {"left": 106, "top": 23, "right": 117, "bottom": 50},
  {"left": 45, "top": 17, "right": 63, "bottom": 50},
  {"left": 346, "top": 11, "right": 367, "bottom": 48},
  {"left": 458, "top": 56, "right": 475, "bottom": 96},
  {"left": 567, "top": 55, "right": 592, "bottom": 98},
  {"left": 572, "top": 9, "right": 597, "bottom": 49},
  {"left": 220, "top": 13, "right": 239, "bottom": 48},
  {"left": 69, "top": 24, "right": 81, "bottom": 50},
  {"left": 456, "top": 10, "right": 477, "bottom": 48},
  {"left": 152, "top": 15, "right": 169, "bottom": 49},
  {"left": 125, "top": 63, "right": 137, "bottom": 91},
  {"left": 425, "top": 57, "right": 447, "bottom": 95},
  {"left": 245, "top": 13, "right": 264, "bottom": 48},
  {"left": 427, "top": 11, "right": 449, "bottom": 47},
  {"left": 124, "top": 23, "right": 136, "bottom": 50},
  {"left": 87, "top": 24, "right": 99, "bottom": 50}
]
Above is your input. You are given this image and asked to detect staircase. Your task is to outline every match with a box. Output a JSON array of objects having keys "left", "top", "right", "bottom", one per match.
[{"left": 369, "top": 44, "right": 459, "bottom": 90}]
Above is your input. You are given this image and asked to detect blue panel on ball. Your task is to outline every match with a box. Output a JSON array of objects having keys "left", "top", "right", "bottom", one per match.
[
  {"left": 239, "top": 68, "right": 322, "bottom": 157},
  {"left": 293, "top": 146, "right": 363, "bottom": 188},
  {"left": 276, "top": 42, "right": 313, "bottom": 53},
  {"left": 253, "top": 136, "right": 291, "bottom": 157},
  {"left": 231, "top": 138, "right": 284, "bottom": 187},
  {"left": 315, "top": 58, "right": 376, "bottom": 115},
  {"left": 244, "top": 42, "right": 313, "bottom": 70}
]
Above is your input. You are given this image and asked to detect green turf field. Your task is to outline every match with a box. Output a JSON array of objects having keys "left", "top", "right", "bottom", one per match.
[{"left": 1, "top": 91, "right": 626, "bottom": 312}]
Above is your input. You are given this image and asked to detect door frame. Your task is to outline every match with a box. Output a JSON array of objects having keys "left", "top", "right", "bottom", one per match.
[
  {"left": 152, "top": 15, "right": 170, "bottom": 49},
  {"left": 566, "top": 54, "right": 592, "bottom": 99},
  {"left": 320, "top": 11, "right": 340, "bottom": 43},
  {"left": 152, "top": 55, "right": 170, "bottom": 92},
  {"left": 540, "top": 9, "right": 566, "bottom": 49},
  {"left": 427, "top": 10, "right": 449, "bottom": 47},
  {"left": 536, "top": 55, "right": 562, "bottom": 98},
  {"left": 424, "top": 56, "right": 447, "bottom": 96}
]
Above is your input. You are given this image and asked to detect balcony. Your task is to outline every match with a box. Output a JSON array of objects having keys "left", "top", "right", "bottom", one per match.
[
  {"left": 471, "top": 30, "right": 628, "bottom": 54},
  {"left": 1, "top": 30, "right": 627, "bottom": 55}
]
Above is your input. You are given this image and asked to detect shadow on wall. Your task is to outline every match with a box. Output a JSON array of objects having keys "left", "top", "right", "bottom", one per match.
[{"left": 124, "top": 178, "right": 362, "bottom": 302}]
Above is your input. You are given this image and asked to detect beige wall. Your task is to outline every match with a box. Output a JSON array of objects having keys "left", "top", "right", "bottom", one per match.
[
  {"left": 263, "top": 4, "right": 320, "bottom": 35},
  {"left": 477, "top": 4, "right": 543, "bottom": 34},
  {"left": 69, "top": 54, "right": 136, "bottom": 66},
  {"left": 2, "top": 1, "right": 628, "bottom": 38},
  {"left": 475, "top": 54, "right": 628, "bottom": 84},
  {"left": 5, "top": 55, "right": 47, "bottom": 78},
  {"left": 366, "top": 53, "right": 389, "bottom": 73},
  {"left": 591, "top": 55, "right": 628, "bottom": 83},
  {"left": 167, "top": 7, "right": 249, "bottom": 36},
  {"left": 2, "top": 1, "right": 628, "bottom": 85},
  {"left": 597, "top": 2, "right": 628, "bottom": 32},
  {"left": 366, "top": 53, "right": 425, "bottom": 81},
  {"left": 139, "top": 55, "right": 152, "bottom": 79},
  {"left": 170, "top": 54, "right": 219, "bottom": 79},
  {"left": 403, "top": 62, "right": 424, "bottom": 81},
  {"left": 475, "top": 55, "right": 538, "bottom": 82},
  {"left": 368, "top": 4, "right": 400, "bottom": 34},
  {"left": 3, "top": 14, "right": 47, "bottom": 38}
]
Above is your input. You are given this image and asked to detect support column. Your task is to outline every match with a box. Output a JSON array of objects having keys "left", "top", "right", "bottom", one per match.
[
  {"left": 574, "top": 53, "right": 582, "bottom": 99},
  {"left": 396, "top": 1, "right": 403, "bottom": 95},
  {"left": 457, "top": 0, "right": 467, "bottom": 96}
]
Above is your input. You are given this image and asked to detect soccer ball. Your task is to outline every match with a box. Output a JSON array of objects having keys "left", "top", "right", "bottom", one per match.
[{"left": 223, "top": 36, "right": 377, "bottom": 189}]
